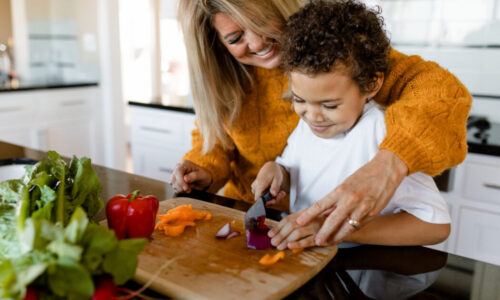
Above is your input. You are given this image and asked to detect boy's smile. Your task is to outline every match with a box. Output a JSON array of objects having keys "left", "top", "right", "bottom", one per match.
[{"left": 291, "top": 65, "right": 378, "bottom": 139}]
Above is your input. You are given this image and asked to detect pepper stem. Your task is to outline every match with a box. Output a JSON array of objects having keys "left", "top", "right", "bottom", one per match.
[{"left": 130, "top": 190, "right": 140, "bottom": 201}]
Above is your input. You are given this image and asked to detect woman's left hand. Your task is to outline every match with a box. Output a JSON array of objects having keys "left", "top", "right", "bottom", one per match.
[{"left": 296, "top": 149, "right": 408, "bottom": 246}]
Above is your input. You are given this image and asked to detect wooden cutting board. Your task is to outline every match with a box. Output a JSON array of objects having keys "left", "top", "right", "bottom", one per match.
[{"left": 128, "top": 197, "right": 337, "bottom": 299}]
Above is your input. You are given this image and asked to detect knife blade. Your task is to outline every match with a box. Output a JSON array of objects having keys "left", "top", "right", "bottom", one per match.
[{"left": 244, "top": 189, "right": 274, "bottom": 230}]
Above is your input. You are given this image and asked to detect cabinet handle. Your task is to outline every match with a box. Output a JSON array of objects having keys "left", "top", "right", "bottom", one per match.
[
  {"left": 159, "top": 167, "right": 173, "bottom": 173},
  {"left": 483, "top": 183, "right": 500, "bottom": 190},
  {"left": 140, "top": 126, "right": 172, "bottom": 134},
  {"left": 60, "top": 99, "right": 86, "bottom": 106},
  {"left": 0, "top": 106, "right": 23, "bottom": 112}
]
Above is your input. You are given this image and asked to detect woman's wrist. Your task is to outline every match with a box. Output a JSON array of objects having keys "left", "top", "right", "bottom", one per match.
[{"left": 377, "top": 149, "right": 408, "bottom": 179}]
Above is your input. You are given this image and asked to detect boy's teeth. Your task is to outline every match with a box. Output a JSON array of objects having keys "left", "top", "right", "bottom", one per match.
[{"left": 256, "top": 44, "right": 273, "bottom": 56}]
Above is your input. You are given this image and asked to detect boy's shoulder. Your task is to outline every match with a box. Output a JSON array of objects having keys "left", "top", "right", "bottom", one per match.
[{"left": 356, "top": 101, "right": 385, "bottom": 128}]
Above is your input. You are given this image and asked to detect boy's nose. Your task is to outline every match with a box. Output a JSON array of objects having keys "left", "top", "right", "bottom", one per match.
[{"left": 305, "top": 108, "right": 325, "bottom": 123}]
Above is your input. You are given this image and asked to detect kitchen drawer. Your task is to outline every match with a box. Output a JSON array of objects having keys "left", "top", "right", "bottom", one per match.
[
  {"left": 455, "top": 207, "right": 500, "bottom": 265},
  {"left": 0, "top": 96, "right": 37, "bottom": 125},
  {"left": 132, "top": 144, "right": 186, "bottom": 182},
  {"left": 38, "top": 88, "right": 95, "bottom": 118},
  {"left": 462, "top": 162, "right": 500, "bottom": 205},
  {"left": 130, "top": 107, "right": 195, "bottom": 149}
]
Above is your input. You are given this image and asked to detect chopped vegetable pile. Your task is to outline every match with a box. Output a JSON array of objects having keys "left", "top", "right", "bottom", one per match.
[
  {"left": 0, "top": 151, "right": 147, "bottom": 300},
  {"left": 155, "top": 204, "right": 212, "bottom": 236}
]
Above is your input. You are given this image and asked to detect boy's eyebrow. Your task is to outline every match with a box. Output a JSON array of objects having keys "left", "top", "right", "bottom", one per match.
[{"left": 291, "top": 91, "right": 341, "bottom": 103}]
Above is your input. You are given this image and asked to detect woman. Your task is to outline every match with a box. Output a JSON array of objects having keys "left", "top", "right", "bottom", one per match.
[{"left": 171, "top": 0, "right": 471, "bottom": 246}]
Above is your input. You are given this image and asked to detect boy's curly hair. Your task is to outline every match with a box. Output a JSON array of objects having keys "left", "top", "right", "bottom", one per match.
[{"left": 281, "top": 0, "right": 390, "bottom": 94}]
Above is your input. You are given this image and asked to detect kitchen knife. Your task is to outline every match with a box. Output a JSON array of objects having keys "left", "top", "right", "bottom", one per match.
[{"left": 244, "top": 189, "right": 274, "bottom": 230}]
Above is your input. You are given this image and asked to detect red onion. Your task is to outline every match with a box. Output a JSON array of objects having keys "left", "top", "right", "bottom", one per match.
[
  {"left": 226, "top": 231, "right": 241, "bottom": 239},
  {"left": 246, "top": 228, "right": 271, "bottom": 250},
  {"left": 215, "top": 222, "right": 231, "bottom": 238}
]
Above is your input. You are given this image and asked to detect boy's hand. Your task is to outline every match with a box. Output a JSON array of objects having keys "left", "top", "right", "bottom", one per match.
[
  {"left": 251, "top": 161, "right": 289, "bottom": 205},
  {"left": 268, "top": 211, "right": 326, "bottom": 250},
  {"left": 170, "top": 160, "right": 213, "bottom": 193}
]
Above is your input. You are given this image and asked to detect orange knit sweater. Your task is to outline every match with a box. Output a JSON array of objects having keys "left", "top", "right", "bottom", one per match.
[{"left": 183, "top": 49, "right": 472, "bottom": 204}]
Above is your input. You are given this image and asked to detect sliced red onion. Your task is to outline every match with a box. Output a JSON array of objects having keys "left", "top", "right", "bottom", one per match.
[
  {"left": 226, "top": 231, "right": 241, "bottom": 239},
  {"left": 246, "top": 228, "right": 271, "bottom": 250},
  {"left": 216, "top": 222, "right": 231, "bottom": 238}
]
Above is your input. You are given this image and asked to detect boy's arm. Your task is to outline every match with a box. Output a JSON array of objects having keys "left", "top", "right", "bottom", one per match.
[{"left": 343, "top": 212, "right": 450, "bottom": 246}]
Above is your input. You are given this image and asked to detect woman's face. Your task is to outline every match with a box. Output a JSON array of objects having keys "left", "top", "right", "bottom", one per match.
[{"left": 212, "top": 13, "right": 282, "bottom": 69}]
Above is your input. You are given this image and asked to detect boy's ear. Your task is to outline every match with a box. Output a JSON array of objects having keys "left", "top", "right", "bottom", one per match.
[{"left": 366, "top": 72, "right": 385, "bottom": 99}]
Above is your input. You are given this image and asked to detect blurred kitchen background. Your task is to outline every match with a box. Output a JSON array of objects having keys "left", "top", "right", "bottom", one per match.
[
  {"left": 0, "top": 0, "right": 499, "bottom": 172},
  {"left": 1, "top": 1, "right": 500, "bottom": 296}
]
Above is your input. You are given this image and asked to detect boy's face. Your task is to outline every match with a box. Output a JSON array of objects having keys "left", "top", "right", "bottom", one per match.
[{"left": 290, "top": 66, "right": 375, "bottom": 139}]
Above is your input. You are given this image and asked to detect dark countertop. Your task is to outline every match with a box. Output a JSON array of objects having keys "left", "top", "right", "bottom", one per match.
[
  {"left": 128, "top": 100, "right": 195, "bottom": 114},
  {"left": 1, "top": 140, "right": 498, "bottom": 299},
  {"left": 0, "top": 81, "right": 99, "bottom": 93}
]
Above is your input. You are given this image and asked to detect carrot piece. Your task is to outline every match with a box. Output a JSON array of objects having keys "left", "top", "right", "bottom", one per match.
[
  {"left": 155, "top": 204, "right": 211, "bottom": 236},
  {"left": 259, "top": 251, "right": 285, "bottom": 265},
  {"left": 291, "top": 248, "right": 304, "bottom": 254},
  {"left": 162, "top": 221, "right": 196, "bottom": 236}
]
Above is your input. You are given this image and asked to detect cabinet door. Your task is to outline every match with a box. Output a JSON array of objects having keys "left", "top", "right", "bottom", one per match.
[
  {"left": 455, "top": 207, "right": 500, "bottom": 265},
  {"left": 132, "top": 144, "right": 185, "bottom": 182},
  {"left": 41, "top": 119, "right": 94, "bottom": 159}
]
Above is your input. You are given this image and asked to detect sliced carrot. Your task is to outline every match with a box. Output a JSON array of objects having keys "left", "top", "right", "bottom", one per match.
[
  {"left": 155, "top": 204, "right": 211, "bottom": 237},
  {"left": 259, "top": 251, "right": 285, "bottom": 265},
  {"left": 291, "top": 248, "right": 304, "bottom": 254}
]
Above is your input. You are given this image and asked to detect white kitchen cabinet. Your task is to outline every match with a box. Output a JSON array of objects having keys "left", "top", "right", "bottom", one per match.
[
  {"left": 0, "top": 86, "right": 101, "bottom": 160},
  {"left": 456, "top": 207, "right": 500, "bottom": 265},
  {"left": 129, "top": 104, "right": 195, "bottom": 182},
  {"left": 441, "top": 153, "right": 500, "bottom": 265}
]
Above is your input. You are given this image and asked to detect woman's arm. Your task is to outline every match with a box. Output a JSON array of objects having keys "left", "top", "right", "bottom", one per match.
[
  {"left": 344, "top": 212, "right": 450, "bottom": 246},
  {"left": 376, "top": 49, "right": 472, "bottom": 176}
]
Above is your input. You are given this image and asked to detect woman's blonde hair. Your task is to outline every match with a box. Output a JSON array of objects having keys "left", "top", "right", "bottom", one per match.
[{"left": 178, "top": 0, "right": 305, "bottom": 153}]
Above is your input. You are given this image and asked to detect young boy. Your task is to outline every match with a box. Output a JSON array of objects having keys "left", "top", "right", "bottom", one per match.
[{"left": 251, "top": 0, "right": 451, "bottom": 250}]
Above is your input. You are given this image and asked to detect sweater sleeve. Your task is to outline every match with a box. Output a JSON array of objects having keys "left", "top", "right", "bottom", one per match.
[
  {"left": 376, "top": 50, "right": 472, "bottom": 176},
  {"left": 182, "top": 121, "right": 234, "bottom": 193}
]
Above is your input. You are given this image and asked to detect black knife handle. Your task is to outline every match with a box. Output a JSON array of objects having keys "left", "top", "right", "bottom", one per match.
[{"left": 260, "top": 188, "right": 274, "bottom": 205}]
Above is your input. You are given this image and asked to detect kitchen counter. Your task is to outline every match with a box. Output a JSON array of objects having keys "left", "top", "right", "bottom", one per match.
[
  {"left": 2, "top": 140, "right": 499, "bottom": 299},
  {"left": 0, "top": 80, "right": 98, "bottom": 93}
]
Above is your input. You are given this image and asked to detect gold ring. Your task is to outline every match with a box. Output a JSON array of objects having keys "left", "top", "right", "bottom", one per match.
[{"left": 348, "top": 218, "right": 361, "bottom": 230}]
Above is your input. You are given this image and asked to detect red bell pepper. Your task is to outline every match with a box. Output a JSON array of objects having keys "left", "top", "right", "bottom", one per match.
[{"left": 106, "top": 190, "right": 159, "bottom": 239}]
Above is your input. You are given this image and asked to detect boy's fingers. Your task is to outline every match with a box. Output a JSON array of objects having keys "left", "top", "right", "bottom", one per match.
[
  {"left": 270, "top": 220, "right": 295, "bottom": 247},
  {"left": 288, "top": 236, "right": 315, "bottom": 249}
]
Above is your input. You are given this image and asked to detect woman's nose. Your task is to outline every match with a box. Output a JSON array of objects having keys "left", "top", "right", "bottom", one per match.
[{"left": 245, "top": 31, "right": 267, "bottom": 53}]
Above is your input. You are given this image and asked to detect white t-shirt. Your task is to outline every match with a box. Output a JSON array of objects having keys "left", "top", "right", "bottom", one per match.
[{"left": 276, "top": 101, "right": 450, "bottom": 224}]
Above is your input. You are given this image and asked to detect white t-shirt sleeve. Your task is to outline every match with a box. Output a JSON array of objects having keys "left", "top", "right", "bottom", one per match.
[
  {"left": 275, "top": 122, "right": 301, "bottom": 169},
  {"left": 384, "top": 172, "right": 451, "bottom": 224}
]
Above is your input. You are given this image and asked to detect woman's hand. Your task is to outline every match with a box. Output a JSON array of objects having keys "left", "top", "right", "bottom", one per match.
[
  {"left": 169, "top": 160, "right": 212, "bottom": 193},
  {"left": 296, "top": 149, "right": 408, "bottom": 246},
  {"left": 268, "top": 210, "right": 326, "bottom": 250},
  {"left": 251, "top": 161, "right": 289, "bottom": 205}
]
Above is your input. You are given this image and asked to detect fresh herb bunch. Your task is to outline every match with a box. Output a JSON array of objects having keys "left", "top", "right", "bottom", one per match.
[{"left": 0, "top": 151, "right": 147, "bottom": 299}]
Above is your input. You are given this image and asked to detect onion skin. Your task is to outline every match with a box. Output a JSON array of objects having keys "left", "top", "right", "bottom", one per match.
[{"left": 226, "top": 231, "right": 241, "bottom": 239}]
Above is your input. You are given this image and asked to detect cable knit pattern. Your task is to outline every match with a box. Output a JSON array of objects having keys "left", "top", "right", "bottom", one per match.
[{"left": 183, "top": 49, "right": 472, "bottom": 203}]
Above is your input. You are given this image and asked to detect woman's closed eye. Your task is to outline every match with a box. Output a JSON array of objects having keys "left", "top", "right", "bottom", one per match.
[{"left": 227, "top": 33, "right": 243, "bottom": 44}]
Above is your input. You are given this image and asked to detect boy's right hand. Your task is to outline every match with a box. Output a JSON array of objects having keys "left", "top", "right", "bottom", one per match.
[
  {"left": 170, "top": 160, "right": 212, "bottom": 194},
  {"left": 251, "top": 161, "right": 288, "bottom": 205}
]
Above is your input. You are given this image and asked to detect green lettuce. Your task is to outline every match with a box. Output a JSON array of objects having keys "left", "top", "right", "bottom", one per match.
[{"left": 0, "top": 152, "right": 147, "bottom": 300}]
